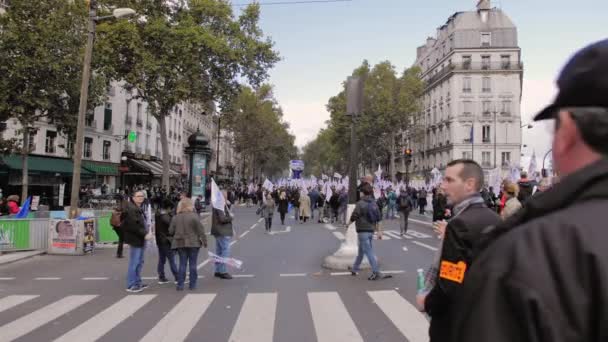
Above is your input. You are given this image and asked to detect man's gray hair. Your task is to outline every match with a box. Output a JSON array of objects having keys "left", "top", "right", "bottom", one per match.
[{"left": 565, "top": 107, "right": 608, "bottom": 155}]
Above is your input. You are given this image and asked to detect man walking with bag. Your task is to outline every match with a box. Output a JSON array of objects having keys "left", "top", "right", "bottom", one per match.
[{"left": 122, "top": 191, "right": 153, "bottom": 293}]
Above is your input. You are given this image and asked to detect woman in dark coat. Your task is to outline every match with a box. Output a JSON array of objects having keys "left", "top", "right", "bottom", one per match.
[{"left": 277, "top": 191, "right": 289, "bottom": 225}]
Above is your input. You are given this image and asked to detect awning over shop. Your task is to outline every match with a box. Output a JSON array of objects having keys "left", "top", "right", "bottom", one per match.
[
  {"left": 0, "top": 155, "right": 94, "bottom": 175},
  {"left": 128, "top": 159, "right": 180, "bottom": 177},
  {"left": 82, "top": 161, "right": 119, "bottom": 176}
]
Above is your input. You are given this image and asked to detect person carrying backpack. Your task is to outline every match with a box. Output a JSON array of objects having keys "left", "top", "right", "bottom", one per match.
[
  {"left": 348, "top": 183, "right": 387, "bottom": 281},
  {"left": 517, "top": 171, "right": 535, "bottom": 205},
  {"left": 398, "top": 188, "right": 412, "bottom": 235}
]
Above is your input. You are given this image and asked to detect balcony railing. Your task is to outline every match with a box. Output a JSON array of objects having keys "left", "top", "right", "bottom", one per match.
[
  {"left": 425, "top": 61, "right": 524, "bottom": 89},
  {"left": 136, "top": 119, "right": 143, "bottom": 127},
  {"left": 103, "top": 125, "right": 114, "bottom": 134},
  {"left": 103, "top": 153, "right": 111, "bottom": 161},
  {"left": 85, "top": 120, "right": 97, "bottom": 130}
]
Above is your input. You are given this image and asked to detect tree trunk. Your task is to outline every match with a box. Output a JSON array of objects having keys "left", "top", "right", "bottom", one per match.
[
  {"left": 390, "top": 131, "right": 396, "bottom": 183},
  {"left": 21, "top": 129, "right": 29, "bottom": 204},
  {"left": 158, "top": 113, "right": 170, "bottom": 191}
]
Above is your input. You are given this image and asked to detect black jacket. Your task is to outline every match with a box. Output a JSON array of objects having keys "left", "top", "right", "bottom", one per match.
[
  {"left": 425, "top": 200, "right": 500, "bottom": 342},
  {"left": 121, "top": 201, "right": 147, "bottom": 247},
  {"left": 349, "top": 196, "right": 378, "bottom": 233},
  {"left": 155, "top": 211, "right": 173, "bottom": 248},
  {"left": 277, "top": 198, "right": 289, "bottom": 213},
  {"left": 451, "top": 158, "right": 608, "bottom": 342}
]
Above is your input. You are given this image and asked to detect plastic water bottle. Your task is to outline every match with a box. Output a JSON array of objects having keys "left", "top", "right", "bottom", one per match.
[{"left": 416, "top": 268, "right": 426, "bottom": 294}]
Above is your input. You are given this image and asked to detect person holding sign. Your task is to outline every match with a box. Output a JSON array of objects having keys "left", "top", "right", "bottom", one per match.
[
  {"left": 415, "top": 160, "right": 500, "bottom": 342},
  {"left": 211, "top": 180, "right": 234, "bottom": 280}
]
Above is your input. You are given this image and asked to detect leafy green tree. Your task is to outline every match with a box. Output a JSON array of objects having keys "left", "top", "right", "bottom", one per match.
[
  {"left": 0, "top": 0, "right": 107, "bottom": 202},
  {"left": 95, "top": 0, "right": 279, "bottom": 189},
  {"left": 222, "top": 84, "right": 296, "bottom": 180}
]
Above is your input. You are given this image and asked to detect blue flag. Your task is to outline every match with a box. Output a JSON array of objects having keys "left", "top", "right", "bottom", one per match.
[{"left": 14, "top": 196, "right": 31, "bottom": 219}]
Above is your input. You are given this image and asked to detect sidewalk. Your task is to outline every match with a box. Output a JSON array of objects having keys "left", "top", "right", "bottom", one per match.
[{"left": 0, "top": 250, "right": 45, "bottom": 266}]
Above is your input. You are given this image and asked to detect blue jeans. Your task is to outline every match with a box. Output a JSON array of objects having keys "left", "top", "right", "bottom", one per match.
[
  {"left": 127, "top": 246, "right": 145, "bottom": 289},
  {"left": 352, "top": 232, "right": 379, "bottom": 273},
  {"left": 386, "top": 204, "right": 396, "bottom": 219},
  {"left": 215, "top": 236, "right": 231, "bottom": 274},
  {"left": 157, "top": 244, "right": 178, "bottom": 280},
  {"left": 177, "top": 247, "right": 200, "bottom": 289}
]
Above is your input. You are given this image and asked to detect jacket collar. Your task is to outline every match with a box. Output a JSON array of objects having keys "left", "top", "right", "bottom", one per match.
[{"left": 484, "top": 157, "right": 608, "bottom": 241}]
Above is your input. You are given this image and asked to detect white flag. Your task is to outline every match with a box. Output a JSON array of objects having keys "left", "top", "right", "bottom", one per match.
[
  {"left": 263, "top": 178, "right": 274, "bottom": 192},
  {"left": 333, "top": 172, "right": 342, "bottom": 179},
  {"left": 211, "top": 178, "right": 226, "bottom": 211},
  {"left": 528, "top": 150, "right": 538, "bottom": 177},
  {"left": 374, "top": 165, "right": 382, "bottom": 180}
]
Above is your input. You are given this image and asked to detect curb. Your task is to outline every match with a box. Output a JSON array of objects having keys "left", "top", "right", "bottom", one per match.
[{"left": 0, "top": 250, "right": 46, "bottom": 266}]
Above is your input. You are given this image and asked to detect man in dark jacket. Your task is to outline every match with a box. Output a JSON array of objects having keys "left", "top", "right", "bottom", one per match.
[
  {"left": 212, "top": 198, "right": 234, "bottom": 280},
  {"left": 516, "top": 171, "right": 535, "bottom": 205},
  {"left": 397, "top": 187, "right": 412, "bottom": 235},
  {"left": 121, "top": 191, "right": 151, "bottom": 293},
  {"left": 416, "top": 159, "right": 500, "bottom": 342},
  {"left": 451, "top": 39, "right": 608, "bottom": 342},
  {"left": 349, "top": 183, "right": 386, "bottom": 281},
  {"left": 155, "top": 199, "right": 178, "bottom": 284}
]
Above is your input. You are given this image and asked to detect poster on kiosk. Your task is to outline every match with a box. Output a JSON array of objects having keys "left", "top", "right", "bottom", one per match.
[{"left": 48, "top": 218, "right": 96, "bottom": 255}]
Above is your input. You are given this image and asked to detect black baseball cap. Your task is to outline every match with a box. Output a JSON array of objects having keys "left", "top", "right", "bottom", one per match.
[{"left": 534, "top": 38, "right": 608, "bottom": 121}]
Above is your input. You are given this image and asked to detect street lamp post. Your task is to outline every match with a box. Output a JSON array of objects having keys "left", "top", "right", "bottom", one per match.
[
  {"left": 542, "top": 148, "right": 553, "bottom": 177},
  {"left": 68, "top": 2, "right": 136, "bottom": 218}
]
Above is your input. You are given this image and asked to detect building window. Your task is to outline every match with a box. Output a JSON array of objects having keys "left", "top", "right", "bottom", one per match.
[
  {"left": 125, "top": 100, "right": 131, "bottom": 125},
  {"left": 501, "top": 55, "right": 511, "bottom": 69},
  {"left": 84, "top": 137, "right": 93, "bottom": 158},
  {"left": 66, "top": 140, "right": 74, "bottom": 157},
  {"left": 137, "top": 103, "right": 143, "bottom": 126},
  {"left": 85, "top": 111, "right": 94, "bottom": 127},
  {"left": 463, "top": 101, "right": 473, "bottom": 115},
  {"left": 482, "top": 151, "right": 492, "bottom": 167},
  {"left": 501, "top": 100, "right": 512, "bottom": 115},
  {"left": 462, "top": 55, "right": 472, "bottom": 69},
  {"left": 103, "top": 102, "right": 112, "bottom": 132},
  {"left": 482, "top": 56, "right": 491, "bottom": 70},
  {"left": 501, "top": 152, "right": 511, "bottom": 167},
  {"left": 462, "top": 151, "right": 472, "bottom": 159},
  {"left": 482, "top": 125, "right": 491, "bottom": 143},
  {"left": 102, "top": 140, "right": 111, "bottom": 160},
  {"left": 45, "top": 131, "right": 57, "bottom": 154},
  {"left": 482, "top": 101, "right": 491, "bottom": 115},
  {"left": 27, "top": 131, "right": 36, "bottom": 151},
  {"left": 481, "top": 32, "right": 491, "bottom": 47},
  {"left": 482, "top": 77, "right": 491, "bottom": 92},
  {"left": 463, "top": 77, "right": 472, "bottom": 93}
]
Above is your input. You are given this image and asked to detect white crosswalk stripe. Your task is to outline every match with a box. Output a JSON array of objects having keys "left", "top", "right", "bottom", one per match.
[
  {"left": 0, "top": 290, "right": 429, "bottom": 342},
  {"left": 54, "top": 295, "right": 156, "bottom": 342},
  {"left": 368, "top": 290, "right": 430, "bottom": 342},
  {"left": 308, "top": 292, "right": 364, "bottom": 342},
  {"left": 0, "top": 295, "right": 97, "bottom": 342},
  {"left": 0, "top": 295, "right": 38, "bottom": 314},
  {"left": 229, "top": 293, "right": 277, "bottom": 342},
  {"left": 140, "top": 294, "right": 216, "bottom": 342}
]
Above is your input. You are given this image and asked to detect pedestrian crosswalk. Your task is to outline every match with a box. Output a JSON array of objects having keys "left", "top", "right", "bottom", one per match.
[{"left": 0, "top": 290, "right": 429, "bottom": 342}]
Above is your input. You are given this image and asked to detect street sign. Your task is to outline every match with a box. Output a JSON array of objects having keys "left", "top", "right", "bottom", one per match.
[{"left": 128, "top": 130, "right": 137, "bottom": 143}]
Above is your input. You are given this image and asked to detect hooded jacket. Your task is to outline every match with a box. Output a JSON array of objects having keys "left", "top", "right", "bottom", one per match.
[{"left": 451, "top": 158, "right": 608, "bottom": 342}]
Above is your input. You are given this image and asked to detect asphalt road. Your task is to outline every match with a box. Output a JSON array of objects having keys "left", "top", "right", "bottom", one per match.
[{"left": 0, "top": 206, "right": 440, "bottom": 342}]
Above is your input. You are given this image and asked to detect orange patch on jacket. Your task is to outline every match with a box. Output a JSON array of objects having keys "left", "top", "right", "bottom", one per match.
[{"left": 439, "top": 260, "right": 467, "bottom": 283}]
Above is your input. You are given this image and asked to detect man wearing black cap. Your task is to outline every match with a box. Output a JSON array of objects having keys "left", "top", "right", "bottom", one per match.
[{"left": 450, "top": 39, "right": 608, "bottom": 341}]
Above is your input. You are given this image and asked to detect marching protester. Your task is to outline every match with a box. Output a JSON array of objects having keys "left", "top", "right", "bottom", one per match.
[
  {"left": 169, "top": 197, "right": 207, "bottom": 291},
  {"left": 451, "top": 39, "right": 608, "bottom": 342},
  {"left": 516, "top": 171, "right": 535, "bottom": 205},
  {"left": 338, "top": 189, "right": 348, "bottom": 225},
  {"left": 110, "top": 194, "right": 125, "bottom": 258},
  {"left": 6, "top": 195, "right": 19, "bottom": 214},
  {"left": 432, "top": 188, "right": 448, "bottom": 222},
  {"left": 398, "top": 187, "right": 412, "bottom": 236},
  {"left": 155, "top": 199, "right": 178, "bottom": 284},
  {"left": 417, "top": 188, "right": 428, "bottom": 215},
  {"left": 212, "top": 190, "right": 234, "bottom": 280},
  {"left": 500, "top": 183, "right": 522, "bottom": 220},
  {"left": 261, "top": 194, "right": 276, "bottom": 233},
  {"left": 348, "top": 183, "right": 387, "bottom": 281},
  {"left": 416, "top": 159, "right": 500, "bottom": 341},
  {"left": 122, "top": 191, "right": 152, "bottom": 293},
  {"left": 299, "top": 190, "right": 312, "bottom": 223},
  {"left": 277, "top": 191, "right": 289, "bottom": 225}
]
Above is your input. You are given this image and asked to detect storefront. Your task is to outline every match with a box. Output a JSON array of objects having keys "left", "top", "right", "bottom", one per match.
[{"left": 0, "top": 154, "right": 96, "bottom": 209}]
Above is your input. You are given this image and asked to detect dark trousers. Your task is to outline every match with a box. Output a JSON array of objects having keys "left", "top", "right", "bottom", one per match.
[
  {"left": 279, "top": 212, "right": 286, "bottom": 224},
  {"left": 114, "top": 228, "right": 124, "bottom": 257},
  {"left": 265, "top": 216, "right": 273, "bottom": 231},
  {"left": 176, "top": 247, "right": 200, "bottom": 289},
  {"left": 157, "top": 243, "right": 178, "bottom": 280}
]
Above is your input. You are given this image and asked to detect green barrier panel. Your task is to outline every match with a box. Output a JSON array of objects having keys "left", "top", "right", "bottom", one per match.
[
  {"left": 97, "top": 215, "right": 118, "bottom": 243},
  {"left": 0, "top": 220, "right": 31, "bottom": 251}
]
